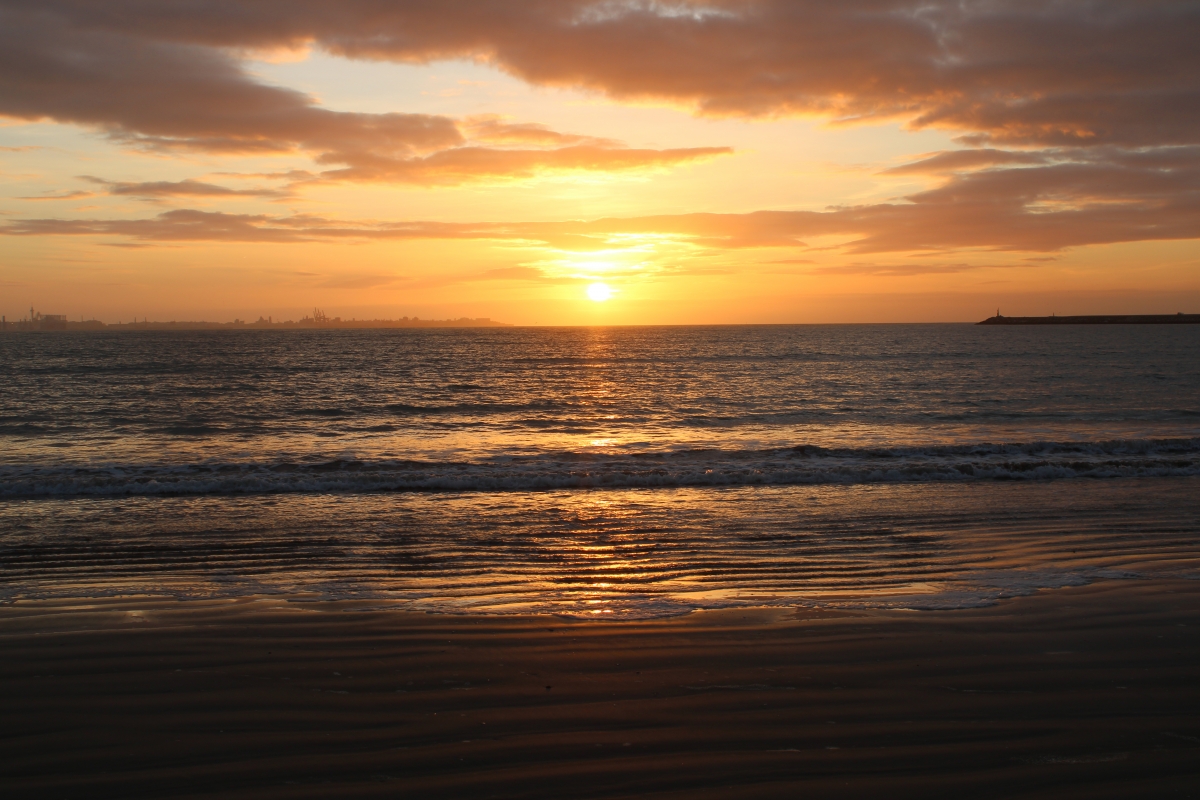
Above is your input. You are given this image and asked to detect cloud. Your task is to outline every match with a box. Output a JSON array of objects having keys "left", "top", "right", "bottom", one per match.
[
  {"left": 809, "top": 262, "right": 1027, "bottom": 277},
  {"left": 0, "top": 209, "right": 498, "bottom": 244},
  {"left": 2, "top": 2, "right": 1197, "bottom": 252},
  {"left": 7, "top": 148, "right": 1198, "bottom": 255},
  {"left": 14, "top": 1, "right": 1196, "bottom": 149},
  {"left": 320, "top": 143, "right": 732, "bottom": 184},
  {"left": 0, "top": 4, "right": 734, "bottom": 186},
  {"left": 881, "top": 149, "right": 1049, "bottom": 176},
  {"left": 216, "top": 169, "right": 318, "bottom": 183},
  {"left": 462, "top": 115, "right": 619, "bottom": 148},
  {"left": 0, "top": 6, "right": 463, "bottom": 162},
  {"left": 408, "top": 264, "right": 580, "bottom": 290},
  {"left": 80, "top": 176, "right": 291, "bottom": 200},
  {"left": 16, "top": 190, "right": 95, "bottom": 201}
]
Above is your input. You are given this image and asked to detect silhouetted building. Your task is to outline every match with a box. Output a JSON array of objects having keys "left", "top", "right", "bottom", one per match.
[{"left": 3, "top": 307, "right": 69, "bottom": 331}]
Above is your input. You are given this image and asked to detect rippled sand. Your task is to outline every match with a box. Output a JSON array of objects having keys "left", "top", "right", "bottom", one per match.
[
  {"left": 3, "top": 479, "right": 1198, "bottom": 616},
  {"left": 3, "top": 579, "right": 1198, "bottom": 798}
]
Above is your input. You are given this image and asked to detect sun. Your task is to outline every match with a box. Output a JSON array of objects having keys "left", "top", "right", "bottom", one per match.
[{"left": 586, "top": 282, "right": 613, "bottom": 302}]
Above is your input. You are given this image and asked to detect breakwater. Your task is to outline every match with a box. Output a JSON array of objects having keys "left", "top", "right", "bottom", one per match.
[{"left": 980, "top": 314, "right": 1200, "bottom": 325}]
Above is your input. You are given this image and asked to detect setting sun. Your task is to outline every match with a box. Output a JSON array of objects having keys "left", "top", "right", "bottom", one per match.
[{"left": 587, "top": 283, "right": 614, "bottom": 302}]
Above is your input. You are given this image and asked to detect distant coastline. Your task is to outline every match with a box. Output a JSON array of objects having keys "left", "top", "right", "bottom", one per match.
[
  {"left": 0, "top": 308, "right": 509, "bottom": 332},
  {"left": 979, "top": 313, "right": 1200, "bottom": 325}
]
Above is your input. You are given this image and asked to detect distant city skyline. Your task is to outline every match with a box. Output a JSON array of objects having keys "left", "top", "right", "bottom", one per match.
[{"left": 0, "top": 305, "right": 506, "bottom": 331}]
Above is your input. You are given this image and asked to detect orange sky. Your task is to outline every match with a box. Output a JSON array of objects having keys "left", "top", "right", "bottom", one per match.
[{"left": 2, "top": 1, "right": 1198, "bottom": 324}]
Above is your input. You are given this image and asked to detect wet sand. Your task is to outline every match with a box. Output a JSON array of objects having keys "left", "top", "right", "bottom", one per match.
[{"left": 2, "top": 581, "right": 1198, "bottom": 799}]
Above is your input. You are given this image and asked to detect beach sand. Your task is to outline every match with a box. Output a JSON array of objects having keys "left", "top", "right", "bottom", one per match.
[{"left": 2, "top": 580, "right": 1198, "bottom": 799}]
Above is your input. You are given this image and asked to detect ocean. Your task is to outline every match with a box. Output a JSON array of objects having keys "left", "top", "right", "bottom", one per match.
[{"left": 2, "top": 324, "right": 1198, "bottom": 616}]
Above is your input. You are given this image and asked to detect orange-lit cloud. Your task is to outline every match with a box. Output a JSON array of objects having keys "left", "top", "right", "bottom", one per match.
[
  {"left": 80, "top": 177, "right": 291, "bottom": 200},
  {"left": 880, "top": 150, "right": 1050, "bottom": 176},
  {"left": 318, "top": 143, "right": 732, "bottom": 184},
  {"left": 809, "top": 262, "right": 1029, "bottom": 277},
  {"left": 0, "top": 210, "right": 471, "bottom": 244},
  {"left": 8, "top": 150, "right": 1199, "bottom": 254},
  {"left": 462, "top": 116, "right": 619, "bottom": 148},
  {"left": 3, "top": 3, "right": 1195, "bottom": 236},
  {"left": 0, "top": 4, "right": 733, "bottom": 186},
  {"left": 12, "top": 1, "right": 1195, "bottom": 147},
  {"left": 16, "top": 190, "right": 95, "bottom": 201}
]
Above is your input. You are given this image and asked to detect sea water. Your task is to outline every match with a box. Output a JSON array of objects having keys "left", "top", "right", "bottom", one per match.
[{"left": 2, "top": 325, "right": 1197, "bottom": 615}]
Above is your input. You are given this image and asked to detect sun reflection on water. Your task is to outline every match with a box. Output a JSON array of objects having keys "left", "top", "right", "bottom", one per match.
[{"left": 7, "top": 479, "right": 1197, "bottom": 620}]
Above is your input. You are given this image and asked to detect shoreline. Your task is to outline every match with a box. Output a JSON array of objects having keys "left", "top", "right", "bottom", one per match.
[{"left": 4, "top": 580, "right": 1199, "bottom": 798}]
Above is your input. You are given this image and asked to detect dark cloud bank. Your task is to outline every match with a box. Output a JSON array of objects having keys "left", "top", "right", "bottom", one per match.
[{"left": 1, "top": 1, "right": 1198, "bottom": 254}]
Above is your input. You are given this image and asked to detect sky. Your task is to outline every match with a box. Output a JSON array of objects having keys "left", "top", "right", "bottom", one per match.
[{"left": 1, "top": 1, "right": 1198, "bottom": 325}]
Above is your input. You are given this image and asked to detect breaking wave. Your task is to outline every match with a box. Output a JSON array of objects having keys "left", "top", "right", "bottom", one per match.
[{"left": 3, "top": 437, "right": 1197, "bottom": 498}]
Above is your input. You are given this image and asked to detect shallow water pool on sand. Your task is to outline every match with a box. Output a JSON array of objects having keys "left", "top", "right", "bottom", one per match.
[{"left": 3, "top": 478, "right": 1196, "bottom": 617}]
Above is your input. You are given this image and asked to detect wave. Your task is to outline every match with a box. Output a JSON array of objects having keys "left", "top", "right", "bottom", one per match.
[{"left": 1, "top": 437, "right": 1197, "bottom": 498}]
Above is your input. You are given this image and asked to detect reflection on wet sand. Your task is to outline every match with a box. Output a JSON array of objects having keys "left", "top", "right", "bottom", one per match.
[{"left": 3, "top": 479, "right": 1196, "bottom": 617}]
